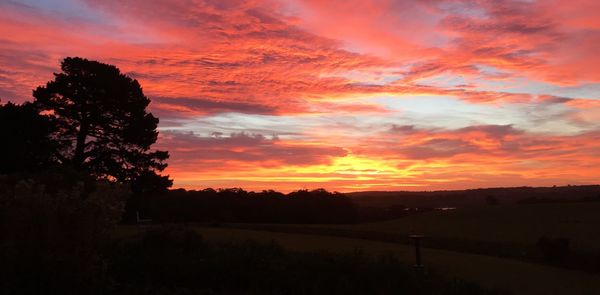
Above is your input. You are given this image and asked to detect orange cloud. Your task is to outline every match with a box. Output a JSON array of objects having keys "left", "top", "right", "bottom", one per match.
[{"left": 155, "top": 124, "right": 600, "bottom": 191}]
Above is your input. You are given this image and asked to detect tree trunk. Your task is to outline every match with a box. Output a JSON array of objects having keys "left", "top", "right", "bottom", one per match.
[{"left": 74, "top": 121, "right": 88, "bottom": 167}]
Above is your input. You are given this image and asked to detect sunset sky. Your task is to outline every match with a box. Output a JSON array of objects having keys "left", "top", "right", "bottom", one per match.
[{"left": 1, "top": 0, "right": 600, "bottom": 191}]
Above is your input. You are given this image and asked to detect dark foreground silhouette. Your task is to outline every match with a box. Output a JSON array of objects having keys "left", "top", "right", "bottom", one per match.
[
  {"left": 107, "top": 226, "right": 506, "bottom": 295},
  {"left": 0, "top": 179, "right": 504, "bottom": 295}
]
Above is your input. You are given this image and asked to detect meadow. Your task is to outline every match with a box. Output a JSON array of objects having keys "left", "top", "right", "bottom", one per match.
[{"left": 352, "top": 203, "right": 600, "bottom": 249}]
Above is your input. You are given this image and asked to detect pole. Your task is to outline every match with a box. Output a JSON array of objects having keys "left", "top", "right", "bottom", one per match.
[
  {"left": 415, "top": 237, "right": 421, "bottom": 267},
  {"left": 409, "top": 234, "right": 424, "bottom": 269}
]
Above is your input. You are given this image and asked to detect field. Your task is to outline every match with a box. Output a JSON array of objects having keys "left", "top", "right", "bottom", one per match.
[
  {"left": 211, "top": 202, "right": 600, "bottom": 263},
  {"left": 119, "top": 203, "right": 600, "bottom": 295},
  {"left": 189, "top": 227, "right": 599, "bottom": 295},
  {"left": 117, "top": 202, "right": 600, "bottom": 294},
  {"left": 346, "top": 202, "right": 600, "bottom": 251}
]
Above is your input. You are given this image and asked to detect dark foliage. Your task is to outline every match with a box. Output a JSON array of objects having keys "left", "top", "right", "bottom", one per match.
[
  {"left": 0, "top": 175, "right": 502, "bottom": 294},
  {"left": 0, "top": 102, "right": 57, "bottom": 174},
  {"left": 537, "top": 236, "right": 571, "bottom": 262},
  {"left": 106, "top": 226, "right": 506, "bottom": 295},
  {"left": 31, "top": 57, "right": 170, "bottom": 189},
  {"left": 133, "top": 188, "right": 358, "bottom": 224},
  {"left": 0, "top": 175, "right": 128, "bottom": 295}
]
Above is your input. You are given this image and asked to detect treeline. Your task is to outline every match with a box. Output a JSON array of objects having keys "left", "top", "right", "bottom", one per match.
[
  {"left": 348, "top": 185, "right": 600, "bottom": 208},
  {"left": 130, "top": 188, "right": 359, "bottom": 224},
  {"left": 517, "top": 195, "right": 600, "bottom": 204}
]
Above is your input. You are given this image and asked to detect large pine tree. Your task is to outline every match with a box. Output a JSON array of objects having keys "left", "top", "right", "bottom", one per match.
[{"left": 32, "top": 57, "right": 170, "bottom": 188}]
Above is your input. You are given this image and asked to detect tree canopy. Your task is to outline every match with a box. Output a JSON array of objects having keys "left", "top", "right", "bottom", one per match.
[
  {"left": 0, "top": 101, "right": 57, "bottom": 174},
  {"left": 31, "top": 57, "right": 170, "bottom": 186},
  {"left": 0, "top": 57, "right": 170, "bottom": 192}
]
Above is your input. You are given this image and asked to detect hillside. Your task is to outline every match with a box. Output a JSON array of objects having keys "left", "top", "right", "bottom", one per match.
[{"left": 347, "top": 185, "right": 600, "bottom": 208}]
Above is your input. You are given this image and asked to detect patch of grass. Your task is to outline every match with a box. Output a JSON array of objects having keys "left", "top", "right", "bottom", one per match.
[
  {"left": 219, "top": 203, "right": 600, "bottom": 271},
  {"left": 348, "top": 203, "right": 600, "bottom": 252}
]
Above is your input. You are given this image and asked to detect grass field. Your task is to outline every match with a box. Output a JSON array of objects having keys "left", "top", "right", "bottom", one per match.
[
  {"left": 195, "top": 202, "right": 600, "bottom": 276},
  {"left": 346, "top": 202, "right": 600, "bottom": 251}
]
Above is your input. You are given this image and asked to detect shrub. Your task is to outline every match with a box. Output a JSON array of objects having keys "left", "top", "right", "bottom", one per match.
[{"left": 0, "top": 176, "right": 128, "bottom": 294}]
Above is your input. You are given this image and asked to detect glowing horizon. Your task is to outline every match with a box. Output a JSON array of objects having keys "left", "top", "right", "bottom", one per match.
[{"left": 1, "top": 0, "right": 600, "bottom": 192}]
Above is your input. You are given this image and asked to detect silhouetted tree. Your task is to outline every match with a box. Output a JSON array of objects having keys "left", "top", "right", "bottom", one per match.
[
  {"left": 32, "top": 57, "right": 170, "bottom": 188},
  {"left": 0, "top": 102, "right": 57, "bottom": 174}
]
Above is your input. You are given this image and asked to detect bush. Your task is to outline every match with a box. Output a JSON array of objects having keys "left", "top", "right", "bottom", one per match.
[{"left": 0, "top": 176, "right": 128, "bottom": 294}]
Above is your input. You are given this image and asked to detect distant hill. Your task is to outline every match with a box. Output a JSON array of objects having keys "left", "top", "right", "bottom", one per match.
[{"left": 346, "top": 185, "right": 600, "bottom": 208}]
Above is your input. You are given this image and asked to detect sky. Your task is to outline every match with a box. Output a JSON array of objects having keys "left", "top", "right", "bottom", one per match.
[{"left": 1, "top": 0, "right": 600, "bottom": 192}]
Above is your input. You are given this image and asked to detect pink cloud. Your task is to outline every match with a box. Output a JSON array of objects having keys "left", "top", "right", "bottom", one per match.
[{"left": 158, "top": 131, "right": 347, "bottom": 170}]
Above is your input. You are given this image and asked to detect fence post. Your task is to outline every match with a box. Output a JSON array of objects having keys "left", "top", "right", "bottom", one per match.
[{"left": 409, "top": 234, "right": 425, "bottom": 270}]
